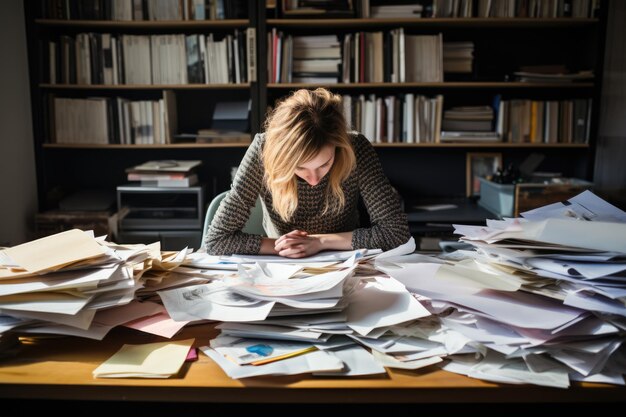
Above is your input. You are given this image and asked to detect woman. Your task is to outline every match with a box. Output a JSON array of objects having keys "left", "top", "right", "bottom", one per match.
[{"left": 205, "top": 88, "right": 410, "bottom": 258}]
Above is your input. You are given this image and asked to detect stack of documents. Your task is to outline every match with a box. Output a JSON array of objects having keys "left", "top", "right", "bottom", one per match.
[
  {"left": 192, "top": 192, "right": 626, "bottom": 385},
  {"left": 184, "top": 240, "right": 453, "bottom": 378},
  {"left": 389, "top": 190, "right": 626, "bottom": 386},
  {"left": 0, "top": 229, "right": 189, "bottom": 342},
  {"left": 4, "top": 193, "right": 626, "bottom": 387}
]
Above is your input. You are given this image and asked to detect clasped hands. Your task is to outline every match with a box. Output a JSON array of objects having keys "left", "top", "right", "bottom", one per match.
[{"left": 274, "top": 230, "right": 321, "bottom": 258}]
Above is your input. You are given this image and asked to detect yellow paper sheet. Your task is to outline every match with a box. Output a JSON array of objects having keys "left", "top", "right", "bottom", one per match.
[
  {"left": 92, "top": 338, "right": 194, "bottom": 378},
  {"left": 4, "top": 229, "right": 106, "bottom": 274}
]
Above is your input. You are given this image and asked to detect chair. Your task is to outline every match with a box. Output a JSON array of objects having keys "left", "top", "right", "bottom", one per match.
[{"left": 201, "top": 191, "right": 266, "bottom": 246}]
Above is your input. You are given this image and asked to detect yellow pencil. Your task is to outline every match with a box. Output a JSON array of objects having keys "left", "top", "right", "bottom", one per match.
[{"left": 250, "top": 346, "right": 318, "bottom": 366}]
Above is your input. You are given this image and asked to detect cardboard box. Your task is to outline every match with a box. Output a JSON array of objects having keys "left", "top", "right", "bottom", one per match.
[
  {"left": 35, "top": 210, "right": 115, "bottom": 239},
  {"left": 478, "top": 178, "right": 593, "bottom": 217}
]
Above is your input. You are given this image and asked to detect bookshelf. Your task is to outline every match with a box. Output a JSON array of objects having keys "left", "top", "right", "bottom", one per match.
[
  {"left": 260, "top": 0, "right": 607, "bottom": 206},
  {"left": 23, "top": 0, "right": 608, "bottom": 247},
  {"left": 24, "top": 0, "right": 260, "bottom": 214}
]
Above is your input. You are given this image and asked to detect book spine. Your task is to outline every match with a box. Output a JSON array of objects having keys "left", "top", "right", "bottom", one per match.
[{"left": 246, "top": 27, "right": 256, "bottom": 82}]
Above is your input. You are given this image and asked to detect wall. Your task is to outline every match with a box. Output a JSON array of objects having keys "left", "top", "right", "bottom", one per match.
[
  {"left": 595, "top": 0, "right": 626, "bottom": 207},
  {"left": 0, "top": 0, "right": 37, "bottom": 246}
]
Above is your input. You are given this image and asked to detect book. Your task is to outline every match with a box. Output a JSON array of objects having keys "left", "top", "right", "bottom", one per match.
[
  {"left": 127, "top": 160, "right": 202, "bottom": 174},
  {"left": 127, "top": 172, "right": 188, "bottom": 181},
  {"left": 126, "top": 159, "right": 202, "bottom": 172},
  {"left": 140, "top": 173, "right": 198, "bottom": 188},
  {"left": 440, "top": 131, "right": 501, "bottom": 142},
  {"left": 195, "top": 129, "right": 251, "bottom": 144}
]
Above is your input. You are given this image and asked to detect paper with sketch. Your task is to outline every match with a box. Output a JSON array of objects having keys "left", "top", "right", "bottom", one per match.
[
  {"left": 210, "top": 335, "right": 316, "bottom": 365},
  {"left": 3, "top": 229, "right": 107, "bottom": 274},
  {"left": 93, "top": 338, "right": 194, "bottom": 378},
  {"left": 201, "top": 345, "right": 343, "bottom": 379},
  {"left": 226, "top": 265, "right": 355, "bottom": 298},
  {"left": 158, "top": 281, "right": 275, "bottom": 322}
]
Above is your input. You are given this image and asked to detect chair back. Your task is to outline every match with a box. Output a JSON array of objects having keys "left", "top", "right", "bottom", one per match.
[{"left": 201, "top": 191, "right": 266, "bottom": 246}]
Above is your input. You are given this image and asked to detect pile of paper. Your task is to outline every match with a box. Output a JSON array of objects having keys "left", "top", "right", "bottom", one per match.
[
  {"left": 188, "top": 192, "right": 626, "bottom": 386},
  {"left": 179, "top": 241, "right": 456, "bottom": 378},
  {"left": 379, "top": 190, "right": 626, "bottom": 387},
  {"left": 0, "top": 229, "right": 189, "bottom": 341},
  {"left": 3, "top": 191, "right": 625, "bottom": 386}
]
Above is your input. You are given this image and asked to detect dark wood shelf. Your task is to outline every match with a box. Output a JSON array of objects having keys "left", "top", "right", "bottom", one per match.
[
  {"left": 42, "top": 143, "right": 251, "bottom": 149},
  {"left": 268, "top": 17, "right": 599, "bottom": 28},
  {"left": 35, "top": 18, "right": 249, "bottom": 29},
  {"left": 41, "top": 142, "right": 587, "bottom": 150},
  {"left": 40, "top": 83, "right": 251, "bottom": 90},
  {"left": 373, "top": 142, "right": 589, "bottom": 148},
  {"left": 267, "top": 82, "right": 594, "bottom": 89},
  {"left": 41, "top": 82, "right": 592, "bottom": 91}
]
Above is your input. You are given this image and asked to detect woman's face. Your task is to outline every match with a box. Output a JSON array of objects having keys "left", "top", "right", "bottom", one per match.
[{"left": 294, "top": 145, "right": 335, "bottom": 186}]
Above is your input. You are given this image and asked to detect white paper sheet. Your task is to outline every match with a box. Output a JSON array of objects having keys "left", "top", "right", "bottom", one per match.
[
  {"left": 201, "top": 346, "right": 343, "bottom": 378},
  {"left": 346, "top": 277, "right": 430, "bottom": 336},
  {"left": 314, "top": 345, "right": 386, "bottom": 376},
  {"left": 159, "top": 282, "right": 275, "bottom": 322}
]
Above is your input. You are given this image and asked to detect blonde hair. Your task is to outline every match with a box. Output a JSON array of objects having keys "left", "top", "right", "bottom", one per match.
[{"left": 262, "top": 88, "right": 356, "bottom": 222}]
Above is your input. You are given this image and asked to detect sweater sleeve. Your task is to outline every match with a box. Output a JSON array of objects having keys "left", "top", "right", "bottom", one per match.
[
  {"left": 351, "top": 133, "right": 411, "bottom": 251},
  {"left": 204, "top": 134, "right": 265, "bottom": 255}
]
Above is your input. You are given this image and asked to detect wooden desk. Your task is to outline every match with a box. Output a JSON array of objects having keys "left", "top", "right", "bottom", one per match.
[{"left": 1, "top": 324, "right": 624, "bottom": 408}]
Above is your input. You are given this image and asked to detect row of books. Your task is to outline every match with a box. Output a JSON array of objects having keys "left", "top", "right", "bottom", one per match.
[
  {"left": 476, "top": 0, "right": 600, "bottom": 18},
  {"left": 342, "top": 93, "right": 444, "bottom": 144},
  {"left": 52, "top": 91, "right": 177, "bottom": 145},
  {"left": 47, "top": 29, "right": 256, "bottom": 85},
  {"left": 280, "top": 0, "right": 600, "bottom": 18},
  {"left": 460, "top": 97, "right": 592, "bottom": 143},
  {"left": 268, "top": 31, "right": 457, "bottom": 84},
  {"left": 43, "top": 0, "right": 248, "bottom": 20},
  {"left": 339, "top": 93, "right": 592, "bottom": 144},
  {"left": 499, "top": 98, "right": 592, "bottom": 144}
]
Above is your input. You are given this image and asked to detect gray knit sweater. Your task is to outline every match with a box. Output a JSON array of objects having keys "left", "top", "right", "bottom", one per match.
[{"left": 204, "top": 132, "right": 410, "bottom": 255}]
